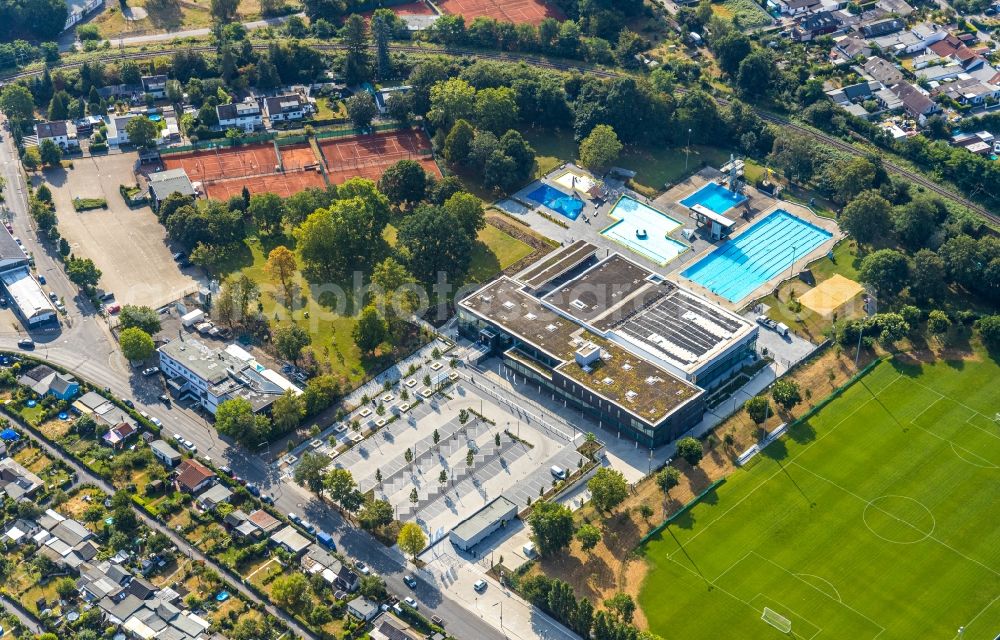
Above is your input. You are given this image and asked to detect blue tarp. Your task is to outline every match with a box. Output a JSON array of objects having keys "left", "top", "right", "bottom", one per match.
[{"left": 0, "top": 428, "right": 19, "bottom": 441}]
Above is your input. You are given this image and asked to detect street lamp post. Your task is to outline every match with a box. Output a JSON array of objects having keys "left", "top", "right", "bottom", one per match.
[{"left": 685, "top": 128, "right": 692, "bottom": 171}]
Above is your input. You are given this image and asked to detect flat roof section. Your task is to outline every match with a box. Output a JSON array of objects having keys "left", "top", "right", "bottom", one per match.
[
  {"left": 450, "top": 495, "right": 517, "bottom": 545},
  {"left": 543, "top": 254, "right": 660, "bottom": 326},
  {"left": 554, "top": 335, "right": 701, "bottom": 424},
  {"left": 461, "top": 277, "right": 582, "bottom": 362},
  {"left": 1, "top": 268, "right": 56, "bottom": 323},
  {"left": 518, "top": 240, "right": 597, "bottom": 290},
  {"left": 613, "top": 288, "right": 754, "bottom": 372}
]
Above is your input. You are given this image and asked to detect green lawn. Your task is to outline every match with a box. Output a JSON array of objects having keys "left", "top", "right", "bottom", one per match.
[
  {"left": 639, "top": 354, "right": 1000, "bottom": 640},
  {"left": 466, "top": 224, "right": 534, "bottom": 284},
  {"left": 523, "top": 129, "right": 734, "bottom": 192},
  {"left": 313, "top": 97, "right": 347, "bottom": 121},
  {"left": 235, "top": 221, "right": 529, "bottom": 382}
]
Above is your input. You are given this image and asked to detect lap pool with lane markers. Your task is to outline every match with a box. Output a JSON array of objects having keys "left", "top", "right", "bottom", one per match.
[{"left": 681, "top": 209, "right": 832, "bottom": 303}]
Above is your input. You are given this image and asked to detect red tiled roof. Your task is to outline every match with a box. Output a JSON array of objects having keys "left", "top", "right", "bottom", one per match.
[{"left": 176, "top": 458, "right": 215, "bottom": 491}]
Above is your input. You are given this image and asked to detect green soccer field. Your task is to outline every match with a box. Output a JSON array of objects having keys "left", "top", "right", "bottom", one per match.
[{"left": 639, "top": 355, "right": 1000, "bottom": 640}]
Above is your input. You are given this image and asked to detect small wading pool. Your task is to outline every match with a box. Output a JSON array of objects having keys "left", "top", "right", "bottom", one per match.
[
  {"left": 680, "top": 182, "right": 748, "bottom": 215},
  {"left": 552, "top": 170, "right": 598, "bottom": 194},
  {"left": 600, "top": 196, "right": 687, "bottom": 265},
  {"left": 527, "top": 183, "right": 584, "bottom": 220},
  {"left": 681, "top": 209, "right": 833, "bottom": 303}
]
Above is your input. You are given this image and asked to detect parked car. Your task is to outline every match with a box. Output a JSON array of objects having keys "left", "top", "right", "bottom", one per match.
[
  {"left": 473, "top": 580, "right": 487, "bottom": 593},
  {"left": 355, "top": 561, "right": 370, "bottom": 575},
  {"left": 172, "top": 252, "right": 186, "bottom": 261},
  {"left": 220, "top": 465, "right": 232, "bottom": 476},
  {"left": 173, "top": 433, "right": 183, "bottom": 443},
  {"left": 17, "top": 338, "right": 34, "bottom": 349},
  {"left": 158, "top": 394, "right": 171, "bottom": 405},
  {"left": 124, "top": 399, "right": 135, "bottom": 409},
  {"left": 142, "top": 366, "right": 159, "bottom": 376},
  {"left": 48, "top": 291, "right": 57, "bottom": 301},
  {"left": 431, "top": 615, "right": 445, "bottom": 627},
  {"left": 182, "top": 439, "right": 196, "bottom": 451},
  {"left": 288, "top": 512, "right": 301, "bottom": 524},
  {"left": 150, "top": 417, "right": 162, "bottom": 427},
  {"left": 38, "top": 275, "right": 45, "bottom": 284},
  {"left": 106, "top": 304, "right": 121, "bottom": 314},
  {"left": 246, "top": 483, "right": 260, "bottom": 497},
  {"left": 403, "top": 575, "right": 417, "bottom": 588},
  {"left": 0, "top": 296, "right": 7, "bottom": 306},
  {"left": 260, "top": 494, "right": 274, "bottom": 505},
  {"left": 403, "top": 597, "right": 418, "bottom": 610}
]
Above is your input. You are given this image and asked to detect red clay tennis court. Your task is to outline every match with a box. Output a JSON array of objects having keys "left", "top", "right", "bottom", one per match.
[
  {"left": 161, "top": 143, "right": 279, "bottom": 183},
  {"left": 435, "top": 0, "right": 564, "bottom": 25},
  {"left": 161, "top": 142, "right": 326, "bottom": 199},
  {"left": 319, "top": 130, "right": 441, "bottom": 186},
  {"left": 199, "top": 169, "right": 326, "bottom": 200}
]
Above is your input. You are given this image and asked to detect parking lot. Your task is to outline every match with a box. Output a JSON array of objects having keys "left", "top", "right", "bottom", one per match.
[
  {"left": 298, "top": 375, "right": 581, "bottom": 543},
  {"left": 37, "top": 152, "right": 201, "bottom": 308}
]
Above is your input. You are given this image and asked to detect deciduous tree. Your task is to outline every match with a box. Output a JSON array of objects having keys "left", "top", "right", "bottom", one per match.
[
  {"left": 587, "top": 467, "right": 628, "bottom": 513},
  {"left": 579, "top": 124, "right": 622, "bottom": 173},
  {"left": 119, "top": 327, "right": 154, "bottom": 361},
  {"left": 397, "top": 521, "right": 427, "bottom": 559},
  {"left": 527, "top": 501, "right": 574, "bottom": 556},
  {"left": 676, "top": 436, "right": 703, "bottom": 466}
]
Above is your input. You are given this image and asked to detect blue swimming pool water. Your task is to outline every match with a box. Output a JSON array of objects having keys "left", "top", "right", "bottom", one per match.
[
  {"left": 681, "top": 209, "right": 832, "bottom": 302},
  {"left": 601, "top": 196, "right": 687, "bottom": 265},
  {"left": 148, "top": 114, "right": 163, "bottom": 122},
  {"left": 527, "top": 183, "right": 584, "bottom": 220},
  {"left": 680, "top": 182, "right": 748, "bottom": 215}
]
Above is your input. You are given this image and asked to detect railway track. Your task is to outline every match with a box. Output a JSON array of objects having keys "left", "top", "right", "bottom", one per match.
[{"left": 2, "top": 42, "right": 995, "bottom": 222}]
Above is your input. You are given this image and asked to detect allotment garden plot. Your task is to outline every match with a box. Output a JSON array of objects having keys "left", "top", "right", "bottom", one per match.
[{"left": 639, "top": 355, "right": 1000, "bottom": 640}]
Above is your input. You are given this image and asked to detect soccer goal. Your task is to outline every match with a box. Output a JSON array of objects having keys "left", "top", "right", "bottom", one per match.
[{"left": 762, "top": 607, "right": 792, "bottom": 634}]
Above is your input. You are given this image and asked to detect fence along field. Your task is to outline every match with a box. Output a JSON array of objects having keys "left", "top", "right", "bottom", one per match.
[{"left": 638, "top": 354, "right": 1000, "bottom": 640}]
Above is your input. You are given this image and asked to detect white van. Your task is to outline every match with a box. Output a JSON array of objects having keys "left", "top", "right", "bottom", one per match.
[
  {"left": 523, "top": 542, "right": 537, "bottom": 558},
  {"left": 550, "top": 465, "right": 567, "bottom": 480}
]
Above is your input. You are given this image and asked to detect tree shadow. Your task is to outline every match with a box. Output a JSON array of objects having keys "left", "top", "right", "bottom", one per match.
[{"left": 786, "top": 419, "right": 816, "bottom": 445}]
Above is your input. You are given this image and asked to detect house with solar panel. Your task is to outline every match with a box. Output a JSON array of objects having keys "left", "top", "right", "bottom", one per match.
[{"left": 457, "top": 242, "right": 758, "bottom": 447}]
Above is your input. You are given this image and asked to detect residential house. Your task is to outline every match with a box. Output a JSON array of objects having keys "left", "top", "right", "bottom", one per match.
[
  {"left": 216, "top": 99, "right": 263, "bottom": 132},
  {"left": 196, "top": 483, "right": 233, "bottom": 510},
  {"left": 141, "top": 75, "right": 168, "bottom": 99},
  {"left": 3, "top": 518, "right": 41, "bottom": 544},
  {"left": 158, "top": 338, "right": 300, "bottom": 416},
  {"left": 148, "top": 168, "right": 196, "bottom": 212},
  {"left": 72, "top": 391, "right": 138, "bottom": 437},
  {"left": 951, "top": 130, "right": 996, "bottom": 154},
  {"left": 79, "top": 560, "right": 211, "bottom": 639},
  {"left": 34, "top": 120, "right": 79, "bottom": 150},
  {"left": 826, "top": 80, "right": 882, "bottom": 105},
  {"left": 831, "top": 35, "right": 872, "bottom": 64},
  {"left": 373, "top": 86, "right": 411, "bottom": 115},
  {"left": 370, "top": 613, "right": 423, "bottom": 640},
  {"left": 863, "top": 56, "right": 905, "bottom": 86},
  {"left": 891, "top": 82, "right": 940, "bottom": 120},
  {"left": 264, "top": 94, "right": 307, "bottom": 124},
  {"left": 876, "top": 0, "right": 913, "bottom": 15},
  {"left": 869, "top": 23, "right": 947, "bottom": 54},
  {"left": 271, "top": 525, "right": 311, "bottom": 555},
  {"left": 876, "top": 86, "right": 904, "bottom": 110},
  {"left": 933, "top": 76, "right": 1000, "bottom": 105},
  {"left": 105, "top": 114, "right": 137, "bottom": 146},
  {"left": 771, "top": 0, "right": 821, "bottom": 15},
  {"left": 247, "top": 509, "right": 281, "bottom": 535},
  {"left": 929, "top": 35, "right": 985, "bottom": 72},
  {"left": 347, "top": 597, "right": 379, "bottom": 622},
  {"left": 149, "top": 439, "right": 182, "bottom": 467},
  {"left": 17, "top": 364, "right": 79, "bottom": 400},
  {"left": 915, "top": 61, "right": 965, "bottom": 83},
  {"left": 175, "top": 458, "right": 216, "bottom": 493},
  {"left": 102, "top": 422, "right": 138, "bottom": 449},
  {"left": 861, "top": 17, "right": 904, "bottom": 38},
  {"left": 300, "top": 544, "right": 359, "bottom": 591},
  {"left": 0, "top": 457, "right": 43, "bottom": 500},
  {"left": 793, "top": 11, "right": 842, "bottom": 41}
]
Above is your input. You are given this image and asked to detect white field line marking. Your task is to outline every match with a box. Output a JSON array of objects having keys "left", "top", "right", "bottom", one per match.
[
  {"left": 951, "top": 594, "right": 1000, "bottom": 640},
  {"left": 790, "top": 461, "right": 1000, "bottom": 579},
  {"left": 748, "top": 593, "right": 823, "bottom": 640},
  {"left": 666, "top": 374, "right": 904, "bottom": 557},
  {"left": 753, "top": 551, "right": 886, "bottom": 638}
]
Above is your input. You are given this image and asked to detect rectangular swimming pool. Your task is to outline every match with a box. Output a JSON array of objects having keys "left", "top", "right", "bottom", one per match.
[
  {"left": 527, "top": 183, "right": 584, "bottom": 221},
  {"left": 681, "top": 209, "right": 833, "bottom": 303},
  {"left": 680, "top": 182, "right": 748, "bottom": 215},
  {"left": 600, "top": 196, "right": 687, "bottom": 265}
]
